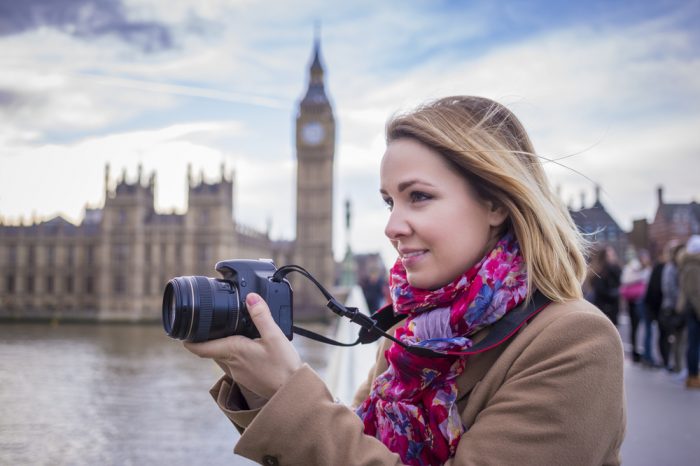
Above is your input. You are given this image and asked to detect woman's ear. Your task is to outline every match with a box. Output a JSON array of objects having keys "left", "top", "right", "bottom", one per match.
[{"left": 487, "top": 202, "right": 508, "bottom": 228}]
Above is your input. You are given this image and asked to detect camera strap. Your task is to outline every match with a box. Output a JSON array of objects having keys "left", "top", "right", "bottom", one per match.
[{"left": 291, "top": 290, "right": 551, "bottom": 358}]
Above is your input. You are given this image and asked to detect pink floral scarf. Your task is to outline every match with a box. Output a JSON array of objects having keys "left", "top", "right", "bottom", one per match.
[{"left": 355, "top": 233, "right": 528, "bottom": 465}]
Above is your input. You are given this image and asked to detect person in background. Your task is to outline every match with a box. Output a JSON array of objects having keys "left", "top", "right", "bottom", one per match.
[
  {"left": 587, "top": 245, "right": 622, "bottom": 325},
  {"left": 360, "top": 268, "right": 387, "bottom": 312},
  {"left": 661, "top": 243, "right": 686, "bottom": 373},
  {"left": 620, "top": 249, "right": 651, "bottom": 362},
  {"left": 679, "top": 235, "right": 700, "bottom": 389},
  {"left": 644, "top": 247, "right": 668, "bottom": 368}
]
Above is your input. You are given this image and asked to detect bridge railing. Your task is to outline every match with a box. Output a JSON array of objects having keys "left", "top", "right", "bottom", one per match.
[{"left": 324, "top": 285, "right": 379, "bottom": 406}]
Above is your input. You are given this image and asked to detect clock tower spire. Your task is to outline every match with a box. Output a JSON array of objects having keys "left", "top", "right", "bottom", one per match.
[{"left": 294, "top": 28, "right": 336, "bottom": 319}]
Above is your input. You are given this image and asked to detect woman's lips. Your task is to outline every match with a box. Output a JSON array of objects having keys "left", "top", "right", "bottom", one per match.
[{"left": 401, "top": 250, "right": 428, "bottom": 268}]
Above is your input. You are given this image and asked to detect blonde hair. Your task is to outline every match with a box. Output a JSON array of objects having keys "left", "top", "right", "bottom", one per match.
[{"left": 386, "top": 96, "right": 587, "bottom": 302}]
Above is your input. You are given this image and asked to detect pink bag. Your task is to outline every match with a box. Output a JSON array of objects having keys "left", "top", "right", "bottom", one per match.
[{"left": 620, "top": 281, "right": 646, "bottom": 301}]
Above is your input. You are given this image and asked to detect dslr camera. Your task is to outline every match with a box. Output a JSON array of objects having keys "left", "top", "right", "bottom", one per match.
[{"left": 162, "top": 259, "right": 293, "bottom": 342}]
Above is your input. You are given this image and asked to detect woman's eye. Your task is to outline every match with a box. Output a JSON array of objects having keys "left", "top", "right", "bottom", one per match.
[
  {"left": 410, "top": 191, "right": 431, "bottom": 203},
  {"left": 382, "top": 197, "right": 394, "bottom": 210}
]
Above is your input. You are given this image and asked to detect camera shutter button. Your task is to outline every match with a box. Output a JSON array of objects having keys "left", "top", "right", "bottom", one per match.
[{"left": 262, "top": 455, "right": 279, "bottom": 465}]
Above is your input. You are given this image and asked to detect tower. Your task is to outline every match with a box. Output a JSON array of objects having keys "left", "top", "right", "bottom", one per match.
[{"left": 294, "top": 31, "right": 335, "bottom": 319}]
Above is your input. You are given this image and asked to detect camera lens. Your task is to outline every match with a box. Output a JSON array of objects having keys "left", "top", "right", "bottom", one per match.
[{"left": 162, "top": 276, "right": 241, "bottom": 342}]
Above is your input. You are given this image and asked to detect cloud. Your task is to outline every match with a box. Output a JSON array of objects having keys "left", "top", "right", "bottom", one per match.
[
  {"left": 0, "top": 121, "right": 245, "bottom": 222},
  {"left": 327, "top": 6, "right": 700, "bottom": 261},
  {"left": 0, "top": 0, "right": 698, "bottom": 266},
  {"left": 0, "top": 0, "right": 174, "bottom": 52}
]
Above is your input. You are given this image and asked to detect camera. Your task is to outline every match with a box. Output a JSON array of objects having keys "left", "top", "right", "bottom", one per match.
[{"left": 162, "top": 259, "right": 293, "bottom": 342}]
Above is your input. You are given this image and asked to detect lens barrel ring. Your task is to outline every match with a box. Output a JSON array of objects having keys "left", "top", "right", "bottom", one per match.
[{"left": 192, "top": 276, "right": 214, "bottom": 341}]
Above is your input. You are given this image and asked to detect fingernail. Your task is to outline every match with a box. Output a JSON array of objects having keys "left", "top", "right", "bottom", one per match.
[{"left": 246, "top": 293, "right": 261, "bottom": 306}]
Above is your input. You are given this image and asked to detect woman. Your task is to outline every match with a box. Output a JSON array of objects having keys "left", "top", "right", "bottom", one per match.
[
  {"left": 185, "top": 96, "right": 626, "bottom": 465},
  {"left": 660, "top": 243, "right": 685, "bottom": 372},
  {"left": 620, "top": 250, "right": 652, "bottom": 363}
]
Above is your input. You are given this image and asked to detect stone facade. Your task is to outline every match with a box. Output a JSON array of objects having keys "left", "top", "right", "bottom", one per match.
[
  {"left": 645, "top": 187, "right": 700, "bottom": 259},
  {"left": 0, "top": 164, "right": 286, "bottom": 321},
  {"left": 569, "top": 185, "right": 628, "bottom": 259}
]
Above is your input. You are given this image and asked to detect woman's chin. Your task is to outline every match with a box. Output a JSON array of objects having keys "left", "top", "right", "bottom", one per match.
[{"left": 406, "top": 272, "right": 442, "bottom": 291}]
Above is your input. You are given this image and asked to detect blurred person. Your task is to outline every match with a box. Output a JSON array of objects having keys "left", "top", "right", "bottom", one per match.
[
  {"left": 361, "top": 268, "right": 387, "bottom": 312},
  {"left": 643, "top": 246, "right": 671, "bottom": 368},
  {"left": 679, "top": 235, "right": 700, "bottom": 389},
  {"left": 620, "top": 249, "right": 652, "bottom": 363},
  {"left": 660, "top": 243, "right": 686, "bottom": 372},
  {"left": 586, "top": 245, "right": 622, "bottom": 325},
  {"left": 183, "top": 96, "right": 625, "bottom": 465}
]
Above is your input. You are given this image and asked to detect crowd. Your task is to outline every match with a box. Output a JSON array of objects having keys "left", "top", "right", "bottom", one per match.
[{"left": 584, "top": 234, "right": 700, "bottom": 389}]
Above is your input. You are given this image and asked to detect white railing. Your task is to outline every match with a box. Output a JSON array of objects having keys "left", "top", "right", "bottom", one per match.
[{"left": 324, "top": 285, "right": 379, "bottom": 406}]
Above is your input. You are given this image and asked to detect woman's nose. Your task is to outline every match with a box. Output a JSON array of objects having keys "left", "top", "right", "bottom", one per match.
[{"left": 384, "top": 208, "right": 411, "bottom": 240}]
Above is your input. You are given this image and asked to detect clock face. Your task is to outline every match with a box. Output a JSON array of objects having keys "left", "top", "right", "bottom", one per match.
[{"left": 302, "top": 122, "right": 324, "bottom": 146}]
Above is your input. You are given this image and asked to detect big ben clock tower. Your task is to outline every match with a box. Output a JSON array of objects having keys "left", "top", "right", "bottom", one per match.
[{"left": 294, "top": 33, "right": 335, "bottom": 319}]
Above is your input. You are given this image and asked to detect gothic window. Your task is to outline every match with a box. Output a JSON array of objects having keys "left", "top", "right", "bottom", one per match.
[
  {"left": 114, "top": 275, "right": 126, "bottom": 293},
  {"left": 86, "top": 246, "right": 95, "bottom": 265},
  {"left": 198, "top": 244, "right": 212, "bottom": 264},
  {"left": 46, "top": 276, "right": 54, "bottom": 293},
  {"left": 143, "top": 275, "right": 150, "bottom": 295},
  {"left": 85, "top": 277, "right": 94, "bottom": 294},
  {"left": 118, "top": 208, "right": 127, "bottom": 224},
  {"left": 113, "top": 244, "right": 129, "bottom": 263},
  {"left": 26, "top": 276, "right": 34, "bottom": 292},
  {"left": 47, "top": 245, "right": 55, "bottom": 266},
  {"left": 175, "top": 242, "right": 182, "bottom": 262},
  {"left": 67, "top": 246, "right": 74, "bottom": 266},
  {"left": 8, "top": 246, "right": 17, "bottom": 265},
  {"left": 65, "top": 276, "right": 74, "bottom": 293},
  {"left": 5, "top": 275, "right": 14, "bottom": 293},
  {"left": 27, "top": 245, "right": 35, "bottom": 265}
]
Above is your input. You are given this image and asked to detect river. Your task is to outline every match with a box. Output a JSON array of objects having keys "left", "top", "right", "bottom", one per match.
[{"left": 0, "top": 322, "right": 331, "bottom": 466}]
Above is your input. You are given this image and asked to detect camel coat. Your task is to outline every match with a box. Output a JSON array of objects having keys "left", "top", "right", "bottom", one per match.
[{"left": 210, "top": 298, "right": 626, "bottom": 465}]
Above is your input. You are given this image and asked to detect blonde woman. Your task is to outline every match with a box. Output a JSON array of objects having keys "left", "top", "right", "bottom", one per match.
[{"left": 185, "top": 96, "right": 626, "bottom": 465}]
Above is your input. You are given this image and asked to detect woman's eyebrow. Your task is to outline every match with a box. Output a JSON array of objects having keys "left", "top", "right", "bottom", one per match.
[{"left": 380, "top": 179, "right": 435, "bottom": 195}]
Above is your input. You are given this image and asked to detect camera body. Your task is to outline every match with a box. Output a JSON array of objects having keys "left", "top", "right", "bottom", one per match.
[
  {"left": 215, "top": 259, "right": 293, "bottom": 339},
  {"left": 162, "top": 259, "right": 293, "bottom": 342}
]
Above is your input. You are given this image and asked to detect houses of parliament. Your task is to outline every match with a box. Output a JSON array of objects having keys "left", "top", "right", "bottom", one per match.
[{"left": 0, "top": 37, "right": 336, "bottom": 321}]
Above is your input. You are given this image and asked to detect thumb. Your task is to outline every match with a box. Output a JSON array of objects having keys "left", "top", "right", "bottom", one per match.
[{"left": 246, "top": 293, "right": 280, "bottom": 339}]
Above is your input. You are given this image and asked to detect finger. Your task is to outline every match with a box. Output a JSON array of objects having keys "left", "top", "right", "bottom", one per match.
[
  {"left": 245, "top": 293, "right": 281, "bottom": 339},
  {"left": 184, "top": 337, "right": 239, "bottom": 360}
]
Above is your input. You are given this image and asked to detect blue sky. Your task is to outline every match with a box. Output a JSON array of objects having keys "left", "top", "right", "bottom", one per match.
[{"left": 0, "top": 0, "right": 698, "bottom": 265}]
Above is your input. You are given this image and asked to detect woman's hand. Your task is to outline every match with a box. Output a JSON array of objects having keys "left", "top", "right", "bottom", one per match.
[{"left": 184, "top": 293, "right": 303, "bottom": 399}]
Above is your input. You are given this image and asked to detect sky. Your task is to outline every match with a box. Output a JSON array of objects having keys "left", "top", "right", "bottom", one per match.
[{"left": 0, "top": 0, "right": 698, "bottom": 267}]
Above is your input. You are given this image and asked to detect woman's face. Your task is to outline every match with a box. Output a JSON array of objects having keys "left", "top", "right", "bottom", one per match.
[{"left": 380, "top": 138, "right": 507, "bottom": 290}]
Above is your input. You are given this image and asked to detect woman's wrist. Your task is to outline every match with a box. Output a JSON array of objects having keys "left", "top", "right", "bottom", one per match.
[{"left": 239, "top": 384, "right": 268, "bottom": 410}]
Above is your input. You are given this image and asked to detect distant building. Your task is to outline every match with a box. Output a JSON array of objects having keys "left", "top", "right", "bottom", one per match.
[
  {"left": 647, "top": 186, "right": 700, "bottom": 259},
  {"left": 0, "top": 164, "right": 282, "bottom": 321},
  {"left": 0, "top": 36, "right": 335, "bottom": 321},
  {"left": 569, "top": 185, "right": 628, "bottom": 259},
  {"left": 628, "top": 218, "right": 650, "bottom": 256}
]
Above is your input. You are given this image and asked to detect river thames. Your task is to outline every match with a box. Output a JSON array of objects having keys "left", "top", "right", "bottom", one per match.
[{"left": 0, "top": 322, "right": 331, "bottom": 466}]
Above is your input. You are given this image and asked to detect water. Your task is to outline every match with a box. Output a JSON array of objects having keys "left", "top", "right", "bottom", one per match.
[{"left": 0, "top": 322, "right": 330, "bottom": 466}]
